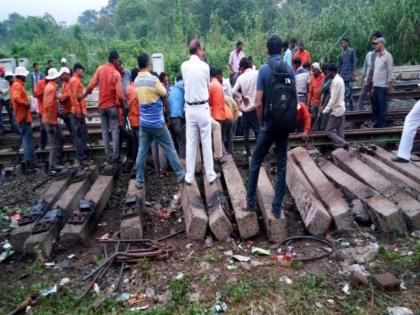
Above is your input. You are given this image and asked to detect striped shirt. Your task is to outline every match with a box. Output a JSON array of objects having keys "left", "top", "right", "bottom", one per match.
[{"left": 135, "top": 71, "right": 167, "bottom": 128}]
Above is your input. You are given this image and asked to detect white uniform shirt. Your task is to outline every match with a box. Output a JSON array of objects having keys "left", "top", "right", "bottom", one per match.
[
  {"left": 232, "top": 68, "right": 259, "bottom": 112},
  {"left": 229, "top": 49, "right": 245, "bottom": 73},
  {"left": 323, "top": 74, "right": 346, "bottom": 117},
  {"left": 181, "top": 55, "right": 210, "bottom": 103}
]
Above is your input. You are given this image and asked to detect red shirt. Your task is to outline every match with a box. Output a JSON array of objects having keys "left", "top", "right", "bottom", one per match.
[
  {"left": 10, "top": 80, "right": 31, "bottom": 124},
  {"left": 127, "top": 83, "right": 139, "bottom": 127},
  {"left": 59, "top": 80, "right": 72, "bottom": 114},
  {"left": 307, "top": 73, "right": 325, "bottom": 106},
  {"left": 86, "top": 63, "right": 125, "bottom": 109},
  {"left": 293, "top": 50, "right": 311, "bottom": 69},
  {"left": 209, "top": 78, "right": 225, "bottom": 121},
  {"left": 296, "top": 102, "right": 311, "bottom": 133},
  {"left": 34, "top": 79, "right": 46, "bottom": 115},
  {"left": 43, "top": 81, "right": 58, "bottom": 125},
  {"left": 69, "top": 75, "right": 87, "bottom": 116}
]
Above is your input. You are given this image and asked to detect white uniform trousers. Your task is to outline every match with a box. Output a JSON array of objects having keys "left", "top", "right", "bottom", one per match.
[
  {"left": 397, "top": 100, "right": 420, "bottom": 160},
  {"left": 185, "top": 104, "right": 217, "bottom": 183}
]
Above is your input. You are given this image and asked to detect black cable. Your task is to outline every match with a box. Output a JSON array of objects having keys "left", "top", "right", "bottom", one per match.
[{"left": 279, "top": 235, "right": 336, "bottom": 262}]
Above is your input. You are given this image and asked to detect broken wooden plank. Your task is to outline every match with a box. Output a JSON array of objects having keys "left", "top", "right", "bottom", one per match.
[
  {"left": 319, "top": 159, "right": 407, "bottom": 233},
  {"left": 120, "top": 179, "right": 145, "bottom": 239},
  {"left": 286, "top": 155, "right": 331, "bottom": 235},
  {"left": 181, "top": 180, "right": 208, "bottom": 240},
  {"left": 10, "top": 176, "right": 72, "bottom": 252},
  {"left": 203, "top": 174, "right": 233, "bottom": 241},
  {"left": 221, "top": 154, "right": 259, "bottom": 239},
  {"left": 290, "top": 147, "right": 352, "bottom": 231},
  {"left": 256, "top": 167, "right": 287, "bottom": 242},
  {"left": 373, "top": 146, "right": 420, "bottom": 184},
  {"left": 60, "top": 175, "right": 114, "bottom": 243},
  {"left": 23, "top": 168, "right": 97, "bottom": 257}
]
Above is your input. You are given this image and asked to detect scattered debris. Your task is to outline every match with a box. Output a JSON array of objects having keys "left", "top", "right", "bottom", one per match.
[
  {"left": 315, "top": 301, "right": 323, "bottom": 309},
  {"left": 223, "top": 250, "right": 233, "bottom": 257},
  {"left": 6, "top": 294, "right": 38, "bottom": 315},
  {"left": 226, "top": 265, "right": 238, "bottom": 272},
  {"left": 59, "top": 277, "right": 70, "bottom": 286},
  {"left": 339, "top": 243, "right": 379, "bottom": 264},
  {"left": 44, "top": 262, "right": 55, "bottom": 267},
  {"left": 205, "top": 236, "right": 214, "bottom": 248},
  {"left": 93, "top": 283, "right": 100, "bottom": 295},
  {"left": 273, "top": 254, "right": 293, "bottom": 267},
  {"left": 327, "top": 299, "right": 335, "bottom": 305},
  {"left": 126, "top": 293, "right": 149, "bottom": 311},
  {"left": 175, "top": 272, "right": 184, "bottom": 280},
  {"left": 251, "top": 247, "right": 272, "bottom": 256},
  {"left": 145, "top": 288, "right": 155, "bottom": 300},
  {"left": 350, "top": 271, "right": 369, "bottom": 288},
  {"left": 116, "top": 293, "right": 130, "bottom": 302},
  {"left": 232, "top": 255, "right": 251, "bottom": 262},
  {"left": 40, "top": 284, "right": 57, "bottom": 297},
  {"left": 410, "top": 230, "right": 420, "bottom": 239},
  {"left": 0, "top": 240, "right": 14, "bottom": 262},
  {"left": 157, "top": 290, "right": 172, "bottom": 305},
  {"left": 351, "top": 199, "right": 370, "bottom": 223},
  {"left": 214, "top": 292, "right": 228, "bottom": 313},
  {"left": 342, "top": 283, "right": 351, "bottom": 295},
  {"left": 387, "top": 307, "right": 414, "bottom": 315},
  {"left": 279, "top": 276, "right": 293, "bottom": 284},
  {"left": 373, "top": 272, "right": 401, "bottom": 291},
  {"left": 95, "top": 232, "right": 112, "bottom": 241},
  {"left": 341, "top": 264, "right": 369, "bottom": 277},
  {"left": 67, "top": 254, "right": 76, "bottom": 260}
]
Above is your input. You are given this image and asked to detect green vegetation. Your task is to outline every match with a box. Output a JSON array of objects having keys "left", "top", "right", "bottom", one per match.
[{"left": 0, "top": 0, "right": 419, "bottom": 82}]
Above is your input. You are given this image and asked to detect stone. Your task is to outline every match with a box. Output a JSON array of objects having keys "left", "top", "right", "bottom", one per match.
[
  {"left": 350, "top": 271, "right": 369, "bottom": 288},
  {"left": 387, "top": 307, "right": 414, "bottom": 315},
  {"left": 221, "top": 154, "right": 259, "bottom": 239},
  {"left": 339, "top": 243, "right": 379, "bottom": 264},
  {"left": 256, "top": 167, "right": 287, "bottom": 242},
  {"left": 351, "top": 199, "right": 370, "bottom": 223},
  {"left": 291, "top": 147, "right": 352, "bottom": 230},
  {"left": 120, "top": 180, "right": 145, "bottom": 239},
  {"left": 373, "top": 272, "right": 401, "bottom": 291},
  {"left": 203, "top": 175, "right": 233, "bottom": 241},
  {"left": 181, "top": 180, "right": 208, "bottom": 240},
  {"left": 286, "top": 155, "right": 331, "bottom": 235}
]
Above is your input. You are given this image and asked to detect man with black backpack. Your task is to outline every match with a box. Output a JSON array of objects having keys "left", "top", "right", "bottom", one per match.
[{"left": 246, "top": 35, "right": 296, "bottom": 219}]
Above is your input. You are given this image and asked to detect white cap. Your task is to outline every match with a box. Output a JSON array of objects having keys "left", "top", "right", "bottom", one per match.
[
  {"left": 14, "top": 66, "right": 29, "bottom": 77},
  {"left": 5, "top": 71, "right": 14, "bottom": 78},
  {"left": 312, "top": 62, "right": 321, "bottom": 71},
  {"left": 46, "top": 68, "right": 61, "bottom": 80},
  {"left": 59, "top": 67, "right": 70, "bottom": 75},
  {"left": 61, "top": 57, "right": 67, "bottom": 64}
]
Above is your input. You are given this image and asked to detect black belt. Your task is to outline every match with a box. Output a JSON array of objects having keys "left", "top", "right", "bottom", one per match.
[{"left": 186, "top": 100, "right": 208, "bottom": 105}]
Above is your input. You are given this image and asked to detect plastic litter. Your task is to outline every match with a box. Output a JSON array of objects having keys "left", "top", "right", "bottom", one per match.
[
  {"left": 175, "top": 272, "right": 184, "bottom": 280},
  {"left": 59, "top": 278, "right": 70, "bottom": 286},
  {"left": 226, "top": 264, "right": 238, "bottom": 272},
  {"left": 410, "top": 231, "right": 420, "bottom": 239},
  {"left": 93, "top": 283, "right": 100, "bottom": 295},
  {"left": 44, "top": 262, "right": 55, "bottom": 267},
  {"left": 251, "top": 247, "right": 272, "bottom": 256},
  {"left": 387, "top": 307, "right": 413, "bottom": 315},
  {"left": 214, "top": 292, "right": 228, "bottom": 313},
  {"left": 342, "top": 283, "right": 351, "bottom": 295},
  {"left": 116, "top": 292, "right": 130, "bottom": 302},
  {"left": 95, "top": 232, "right": 112, "bottom": 241},
  {"left": 40, "top": 285, "right": 57, "bottom": 297},
  {"left": 232, "top": 255, "right": 251, "bottom": 262},
  {"left": 67, "top": 254, "right": 76, "bottom": 260},
  {"left": 273, "top": 254, "right": 293, "bottom": 267},
  {"left": 279, "top": 276, "right": 293, "bottom": 284},
  {"left": 0, "top": 240, "right": 14, "bottom": 262}
]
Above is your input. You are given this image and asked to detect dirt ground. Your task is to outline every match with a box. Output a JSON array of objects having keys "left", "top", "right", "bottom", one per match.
[{"left": 0, "top": 151, "right": 419, "bottom": 315}]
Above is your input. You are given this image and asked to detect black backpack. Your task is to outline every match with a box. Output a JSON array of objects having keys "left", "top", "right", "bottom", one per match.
[{"left": 265, "top": 60, "right": 297, "bottom": 135}]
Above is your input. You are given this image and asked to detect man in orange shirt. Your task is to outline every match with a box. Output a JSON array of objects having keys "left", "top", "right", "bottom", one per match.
[
  {"left": 11, "top": 66, "right": 39, "bottom": 169},
  {"left": 293, "top": 39, "right": 311, "bottom": 70},
  {"left": 208, "top": 67, "right": 225, "bottom": 160},
  {"left": 43, "top": 68, "right": 63, "bottom": 174},
  {"left": 33, "top": 73, "right": 49, "bottom": 149},
  {"left": 307, "top": 62, "right": 325, "bottom": 131},
  {"left": 69, "top": 63, "right": 88, "bottom": 165},
  {"left": 59, "top": 67, "right": 74, "bottom": 140},
  {"left": 127, "top": 68, "right": 140, "bottom": 161},
  {"left": 296, "top": 102, "right": 312, "bottom": 138},
  {"left": 82, "top": 50, "right": 125, "bottom": 163}
]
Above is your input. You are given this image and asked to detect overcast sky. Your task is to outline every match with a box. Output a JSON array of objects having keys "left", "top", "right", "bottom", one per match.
[{"left": 0, "top": 0, "right": 109, "bottom": 25}]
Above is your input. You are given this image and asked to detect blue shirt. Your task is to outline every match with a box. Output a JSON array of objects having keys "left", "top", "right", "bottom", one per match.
[
  {"left": 338, "top": 47, "right": 357, "bottom": 82},
  {"left": 256, "top": 54, "right": 295, "bottom": 125},
  {"left": 283, "top": 49, "right": 292, "bottom": 67},
  {"left": 168, "top": 81, "right": 185, "bottom": 118}
]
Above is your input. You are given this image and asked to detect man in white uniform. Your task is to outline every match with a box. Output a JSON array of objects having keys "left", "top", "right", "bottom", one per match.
[
  {"left": 392, "top": 100, "right": 420, "bottom": 163},
  {"left": 181, "top": 39, "right": 218, "bottom": 185}
]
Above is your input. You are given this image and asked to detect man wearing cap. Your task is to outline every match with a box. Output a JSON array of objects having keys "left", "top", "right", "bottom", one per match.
[
  {"left": 43, "top": 68, "right": 64, "bottom": 174},
  {"left": 60, "top": 58, "right": 73, "bottom": 76},
  {"left": 0, "top": 66, "right": 19, "bottom": 134},
  {"left": 69, "top": 63, "right": 88, "bottom": 166},
  {"left": 371, "top": 37, "right": 393, "bottom": 128},
  {"left": 11, "top": 66, "right": 39, "bottom": 169},
  {"left": 307, "top": 62, "right": 325, "bottom": 131},
  {"left": 58, "top": 67, "right": 74, "bottom": 140},
  {"left": 83, "top": 50, "right": 125, "bottom": 163}
]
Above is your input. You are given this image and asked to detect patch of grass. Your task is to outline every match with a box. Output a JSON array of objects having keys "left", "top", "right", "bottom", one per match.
[
  {"left": 378, "top": 243, "right": 420, "bottom": 272},
  {"left": 202, "top": 252, "right": 220, "bottom": 264},
  {"left": 169, "top": 274, "right": 190, "bottom": 306},
  {"left": 293, "top": 261, "right": 304, "bottom": 271},
  {"left": 221, "top": 276, "right": 253, "bottom": 303},
  {"left": 25, "top": 259, "right": 45, "bottom": 276}
]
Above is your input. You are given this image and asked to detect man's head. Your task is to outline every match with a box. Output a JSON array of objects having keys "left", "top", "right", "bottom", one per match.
[
  {"left": 60, "top": 58, "right": 67, "bottom": 67},
  {"left": 47, "top": 59, "right": 54, "bottom": 67},
  {"left": 373, "top": 37, "right": 386, "bottom": 52},
  {"left": 312, "top": 62, "right": 322, "bottom": 77},
  {"left": 116, "top": 60, "right": 125, "bottom": 74},
  {"left": 73, "top": 63, "right": 85, "bottom": 78},
  {"left": 131, "top": 67, "right": 139, "bottom": 82},
  {"left": 297, "top": 39, "right": 305, "bottom": 52},
  {"left": 216, "top": 68, "right": 223, "bottom": 84},
  {"left": 266, "top": 35, "right": 283, "bottom": 56},
  {"left": 137, "top": 53, "right": 149, "bottom": 70},
  {"left": 290, "top": 37, "right": 297, "bottom": 48},
  {"left": 59, "top": 67, "right": 71, "bottom": 81},
  {"left": 175, "top": 73, "right": 183, "bottom": 83},
  {"left": 33, "top": 63, "right": 39, "bottom": 72},
  {"left": 371, "top": 31, "right": 382, "bottom": 41},
  {"left": 326, "top": 63, "right": 338, "bottom": 79},
  {"left": 210, "top": 67, "right": 218, "bottom": 79},
  {"left": 188, "top": 38, "right": 205, "bottom": 60},
  {"left": 303, "top": 62, "right": 311, "bottom": 71},
  {"left": 108, "top": 50, "right": 120, "bottom": 67},
  {"left": 239, "top": 57, "right": 251, "bottom": 74},
  {"left": 293, "top": 57, "right": 302, "bottom": 68},
  {"left": 45, "top": 67, "right": 60, "bottom": 82},
  {"left": 5, "top": 71, "right": 14, "bottom": 83},
  {"left": 236, "top": 40, "right": 243, "bottom": 52},
  {"left": 282, "top": 41, "right": 289, "bottom": 52},
  {"left": 159, "top": 72, "right": 168, "bottom": 84},
  {"left": 14, "top": 66, "right": 29, "bottom": 82},
  {"left": 341, "top": 38, "right": 350, "bottom": 50}
]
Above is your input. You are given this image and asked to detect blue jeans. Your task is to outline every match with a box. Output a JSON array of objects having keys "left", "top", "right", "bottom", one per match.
[
  {"left": 135, "top": 125, "right": 185, "bottom": 187},
  {"left": 100, "top": 107, "right": 119, "bottom": 158},
  {"left": 372, "top": 86, "right": 388, "bottom": 128},
  {"left": 246, "top": 127, "right": 288, "bottom": 216},
  {"left": 19, "top": 121, "right": 38, "bottom": 167},
  {"left": 344, "top": 81, "right": 353, "bottom": 111},
  {"left": 242, "top": 110, "right": 260, "bottom": 156}
]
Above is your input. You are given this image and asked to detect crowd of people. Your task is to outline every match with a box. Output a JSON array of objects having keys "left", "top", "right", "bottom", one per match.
[{"left": 0, "top": 31, "right": 416, "bottom": 218}]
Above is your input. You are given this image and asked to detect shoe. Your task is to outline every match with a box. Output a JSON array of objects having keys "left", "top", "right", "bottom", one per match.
[
  {"left": 343, "top": 143, "right": 350, "bottom": 151},
  {"left": 209, "top": 173, "right": 220, "bottom": 185},
  {"left": 243, "top": 203, "right": 257, "bottom": 212},
  {"left": 216, "top": 156, "right": 229, "bottom": 165},
  {"left": 391, "top": 156, "right": 409, "bottom": 163},
  {"left": 271, "top": 209, "right": 281, "bottom": 219},
  {"left": 177, "top": 176, "right": 185, "bottom": 185}
]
